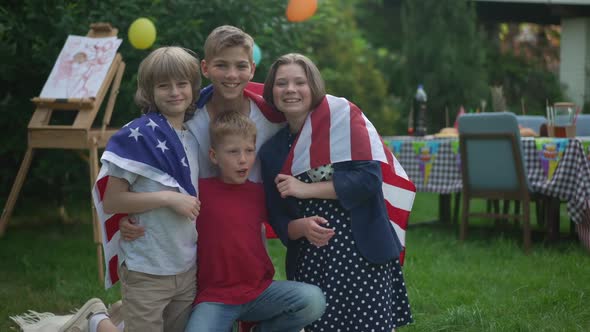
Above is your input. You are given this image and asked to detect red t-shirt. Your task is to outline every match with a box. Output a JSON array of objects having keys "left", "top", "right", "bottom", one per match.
[{"left": 194, "top": 178, "right": 275, "bottom": 305}]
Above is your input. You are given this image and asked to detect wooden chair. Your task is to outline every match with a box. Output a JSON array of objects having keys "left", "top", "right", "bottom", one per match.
[
  {"left": 458, "top": 112, "right": 545, "bottom": 253},
  {"left": 0, "top": 23, "right": 125, "bottom": 282}
]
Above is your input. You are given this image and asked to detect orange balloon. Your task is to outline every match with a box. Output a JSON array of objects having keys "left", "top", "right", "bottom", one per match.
[{"left": 286, "top": 0, "right": 318, "bottom": 22}]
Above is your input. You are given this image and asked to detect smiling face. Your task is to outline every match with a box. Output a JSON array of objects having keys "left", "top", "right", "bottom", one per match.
[
  {"left": 153, "top": 78, "right": 193, "bottom": 127},
  {"left": 209, "top": 133, "right": 256, "bottom": 184},
  {"left": 272, "top": 63, "right": 313, "bottom": 117},
  {"left": 202, "top": 46, "right": 255, "bottom": 101}
]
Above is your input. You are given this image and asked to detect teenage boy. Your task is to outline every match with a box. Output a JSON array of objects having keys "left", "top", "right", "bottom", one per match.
[{"left": 185, "top": 25, "right": 285, "bottom": 183}]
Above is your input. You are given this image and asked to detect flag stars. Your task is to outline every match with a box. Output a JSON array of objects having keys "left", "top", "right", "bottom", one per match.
[
  {"left": 146, "top": 118, "right": 159, "bottom": 130},
  {"left": 181, "top": 157, "right": 188, "bottom": 167},
  {"left": 156, "top": 139, "right": 169, "bottom": 153},
  {"left": 128, "top": 127, "right": 143, "bottom": 141}
]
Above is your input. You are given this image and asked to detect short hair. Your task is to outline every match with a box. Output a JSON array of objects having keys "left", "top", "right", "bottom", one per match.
[
  {"left": 209, "top": 111, "right": 257, "bottom": 148},
  {"left": 204, "top": 25, "right": 254, "bottom": 62},
  {"left": 134, "top": 47, "right": 201, "bottom": 118},
  {"left": 263, "top": 53, "right": 326, "bottom": 111}
]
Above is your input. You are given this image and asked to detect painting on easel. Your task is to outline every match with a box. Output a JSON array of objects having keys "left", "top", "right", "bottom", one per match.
[{"left": 40, "top": 35, "right": 122, "bottom": 99}]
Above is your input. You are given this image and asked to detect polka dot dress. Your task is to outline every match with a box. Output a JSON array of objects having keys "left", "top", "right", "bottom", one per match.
[{"left": 295, "top": 164, "right": 413, "bottom": 332}]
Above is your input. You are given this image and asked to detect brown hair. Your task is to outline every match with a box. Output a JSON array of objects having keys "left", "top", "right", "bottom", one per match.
[
  {"left": 263, "top": 53, "right": 326, "bottom": 111},
  {"left": 204, "top": 25, "right": 254, "bottom": 62},
  {"left": 209, "top": 111, "right": 257, "bottom": 148},
  {"left": 134, "top": 47, "right": 201, "bottom": 119}
]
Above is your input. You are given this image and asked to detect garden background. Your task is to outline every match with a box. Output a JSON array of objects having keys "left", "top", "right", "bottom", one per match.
[{"left": 1, "top": 1, "right": 586, "bottom": 331}]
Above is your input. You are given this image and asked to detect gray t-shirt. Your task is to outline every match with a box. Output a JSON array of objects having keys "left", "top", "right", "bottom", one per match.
[{"left": 104, "top": 128, "right": 199, "bottom": 275}]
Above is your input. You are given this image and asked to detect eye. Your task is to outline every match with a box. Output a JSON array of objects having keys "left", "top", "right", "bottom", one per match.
[
  {"left": 178, "top": 81, "right": 189, "bottom": 87},
  {"left": 275, "top": 81, "right": 287, "bottom": 87}
]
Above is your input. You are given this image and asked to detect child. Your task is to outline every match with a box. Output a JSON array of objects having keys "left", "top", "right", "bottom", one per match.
[
  {"left": 184, "top": 111, "right": 325, "bottom": 331},
  {"left": 61, "top": 46, "right": 202, "bottom": 332},
  {"left": 259, "top": 53, "right": 415, "bottom": 331},
  {"left": 184, "top": 25, "right": 284, "bottom": 183}
]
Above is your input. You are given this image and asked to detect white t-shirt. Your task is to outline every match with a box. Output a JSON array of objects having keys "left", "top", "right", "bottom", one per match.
[
  {"left": 185, "top": 100, "right": 285, "bottom": 183},
  {"left": 104, "top": 128, "right": 199, "bottom": 276}
]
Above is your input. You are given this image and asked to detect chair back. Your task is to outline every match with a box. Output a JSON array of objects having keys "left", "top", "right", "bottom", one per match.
[
  {"left": 576, "top": 114, "right": 590, "bottom": 136},
  {"left": 458, "top": 112, "right": 529, "bottom": 199},
  {"left": 516, "top": 115, "right": 547, "bottom": 133}
]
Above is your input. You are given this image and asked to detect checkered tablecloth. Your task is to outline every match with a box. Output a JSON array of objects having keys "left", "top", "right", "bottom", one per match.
[{"left": 384, "top": 136, "right": 590, "bottom": 224}]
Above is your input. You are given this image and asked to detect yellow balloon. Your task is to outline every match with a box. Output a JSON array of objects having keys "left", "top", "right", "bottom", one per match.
[{"left": 128, "top": 18, "right": 156, "bottom": 50}]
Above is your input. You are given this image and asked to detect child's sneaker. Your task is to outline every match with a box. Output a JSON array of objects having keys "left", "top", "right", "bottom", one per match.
[
  {"left": 58, "top": 298, "right": 107, "bottom": 332},
  {"left": 107, "top": 300, "right": 123, "bottom": 326}
]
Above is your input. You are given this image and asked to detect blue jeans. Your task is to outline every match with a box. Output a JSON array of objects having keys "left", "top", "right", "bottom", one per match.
[{"left": 184, "top": 280, "right": 326, "bottom": 332}]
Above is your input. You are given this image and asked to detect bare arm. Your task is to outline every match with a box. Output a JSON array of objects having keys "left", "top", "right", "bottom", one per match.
[
  {"left": 275, "top": 174, "right": 337, "bottom": 200},
  {"left": 287, "top": 216, "right": 335, "bottom": 247},
  {"left": 102, "top": 176, "right": 200, "bottom": 220}
]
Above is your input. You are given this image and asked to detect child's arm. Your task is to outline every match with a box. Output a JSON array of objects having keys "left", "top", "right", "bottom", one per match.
[
  {"left": 275, "top": 174, "right": 337, "bottom": 200},
  {"left": 275, "top": 161, "right": 382, "bottom": 209},
  {"left": 286, "top": 216, "right": 334, "bottom": 247},
  {"left": 103, "top": 176, "right": 200, "bottom": 220}
]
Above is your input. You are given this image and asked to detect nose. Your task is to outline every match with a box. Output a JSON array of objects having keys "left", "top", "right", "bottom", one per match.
[
  {"left": 286, "top": 82, "right": 296, "bottom": 93},
  {"left": 226, "top": 66, "right": 238, "bottom": 79},
  {"left": 170, "top": 84, "right": 180, "bottom": 95},
  {"left": 238, "top": 151, "right": 247, "bottom": 163}
]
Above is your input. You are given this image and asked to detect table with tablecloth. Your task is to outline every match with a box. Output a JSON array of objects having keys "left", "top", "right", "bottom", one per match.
[{"left": 384, "top": 136, "right": 590, "bottom": 233}]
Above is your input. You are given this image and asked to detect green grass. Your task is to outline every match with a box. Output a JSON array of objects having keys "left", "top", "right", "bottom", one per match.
[{"left": 1, "top": 193, "right": 589, "bottom": 331}]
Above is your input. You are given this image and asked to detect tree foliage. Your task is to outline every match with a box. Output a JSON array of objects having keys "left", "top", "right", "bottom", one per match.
[
  {"left": 300, "top": 0, "right": 399, "bottom": 135},
  {"left": 401, "top": 0, "right": 488, "bottom": 131}
]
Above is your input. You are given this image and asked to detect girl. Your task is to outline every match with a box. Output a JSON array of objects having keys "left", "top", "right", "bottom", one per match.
[{"left": 259, "top": 53, "right": 414, "bottom": 331}]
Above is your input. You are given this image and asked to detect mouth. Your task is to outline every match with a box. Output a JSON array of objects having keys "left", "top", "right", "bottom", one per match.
[
  {"left": 222, "top": 83, "right": 240, "bottom": 88},
  {"left": 237, "top": 169, "right": 249, "bottom": 177},
  {"left": 168, "top": 99, "right": 185, "bottom": 105},
  {"left": 283, "top": 98, "right": 301, "bottom": 103}
]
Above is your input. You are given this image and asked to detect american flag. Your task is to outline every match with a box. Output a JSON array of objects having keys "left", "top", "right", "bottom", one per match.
[
  {"left": 92, "top": 112, "right": 196, "bottom": 288},
  {"left": 280, "top": 95, "right": 416, "bottom": 264}
]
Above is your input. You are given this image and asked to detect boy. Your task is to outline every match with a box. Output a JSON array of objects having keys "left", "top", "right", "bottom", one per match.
[
  {"left": 61, "top": 46, "right": 202, "bottom": 332},
  {"left": 185, "top": 25, "right": 285, "bottom": 183},
  {"left": 184, "top": 111, "right": 325, "bottom": 332}
]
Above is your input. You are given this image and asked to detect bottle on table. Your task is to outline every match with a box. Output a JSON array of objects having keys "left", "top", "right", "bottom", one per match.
[{"left": 414, "top": 84, "right": 428, "bottom": 136}]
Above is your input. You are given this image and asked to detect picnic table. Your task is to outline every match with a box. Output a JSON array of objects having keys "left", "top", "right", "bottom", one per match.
[{"left": 384, "top": 136, "right": 590, "bottom": 236}]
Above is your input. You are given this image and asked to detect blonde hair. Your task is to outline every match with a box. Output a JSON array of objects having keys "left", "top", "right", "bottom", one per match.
[
  {"left": 263, "top": 53, "right": 326, "bottom": 111},
  {"left": 204, "top": 25, "right": 254, "bottom": 62},
  {"left": 209, "top": 111, "right": 257, "bottom": 148},
  {"left": 135, "top": 47, "right": 201, "bottom": 118}
]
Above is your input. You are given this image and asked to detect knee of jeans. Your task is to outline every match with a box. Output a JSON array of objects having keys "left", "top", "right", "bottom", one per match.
[{"left": 300, "top": 284, "right": 326, "bottom": 319}]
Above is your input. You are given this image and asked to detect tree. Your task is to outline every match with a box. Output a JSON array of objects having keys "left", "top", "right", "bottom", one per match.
[
  {"left": 401, "top": 0, "right": 488, "bottom": 131},
  {"left": 300, "top": 0, "right": 400, "bottom": 134}
]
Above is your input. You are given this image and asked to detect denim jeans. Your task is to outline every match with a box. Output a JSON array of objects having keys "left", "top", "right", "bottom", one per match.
[{"left": 184, "top": 280, "right": 326, "bottom": 332}]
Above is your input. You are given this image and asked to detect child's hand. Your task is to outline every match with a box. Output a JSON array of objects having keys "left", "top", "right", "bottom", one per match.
[
  {"left": 275, "top": 174, "right": 308, "bottom": 199},
  {"left": 167, "top": 192, "right": 200, "bottom": 220},
  {"left": 300, "top": 216, "right": 335, "bottom": 247},
  {"left": 120, "top": 216, "right": 144, "bottom": 241}
]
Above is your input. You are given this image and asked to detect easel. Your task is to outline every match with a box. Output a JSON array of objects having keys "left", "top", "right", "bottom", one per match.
[{"left": 0, "top": 23, "right": 126, "bottom": 283}]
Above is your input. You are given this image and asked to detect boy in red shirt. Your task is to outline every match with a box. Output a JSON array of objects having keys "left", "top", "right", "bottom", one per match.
[{"left": 184, "top": 111, "right": 325, "bottom": 332}]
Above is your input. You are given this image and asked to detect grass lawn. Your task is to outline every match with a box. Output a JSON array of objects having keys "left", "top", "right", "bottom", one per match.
[{"left": 1, "top": 193, "right": 589, "bottom": 331}]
